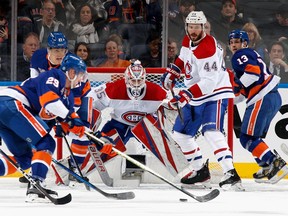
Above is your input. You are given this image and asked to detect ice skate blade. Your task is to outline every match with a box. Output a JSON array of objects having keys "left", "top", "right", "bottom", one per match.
[
  {"left": 25, "top": 194, "right": 53, "bottom": 203},
  {"left": 255, "top": 165, "right": 288, "bottom": 184},
  {"left": 220, "top": 182, "right": 245, "bottom": 191}
]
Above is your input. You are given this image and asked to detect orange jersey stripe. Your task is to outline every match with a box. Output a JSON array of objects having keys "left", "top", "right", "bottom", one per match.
[
  {"left": 32, "top": 151, "right": 52, "bottom": 168},
  {"left": 247, "top": 75, "right": 272, "bottom": 101},
  {"left": 3, "top": 156, "right": 18, "bottom": 175},
  {"left": 12, "top": 86, "right": 26, "bottom": 95},
  {"left": 16, "top": 101, "right": 48, "bottom": 137},
  {"left": 251, "top": 141, "right": 269, "bottom": 159},
  {"left": 247, "top": 99, "right": 262, "bottom": 135},
  {"left": 71, "top": 143, "right": 88, "bottom": 157},
  {"left": 82, "top": 81, "right": 91, "bottom": 96},
  {"left": 39, "top": 91, "right": 60, "bottom": 107},
  {"left": 245, "top": 64, "right": 261, "bottom": 76}
]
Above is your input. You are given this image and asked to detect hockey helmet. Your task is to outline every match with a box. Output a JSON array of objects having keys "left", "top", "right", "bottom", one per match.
[
  {"left": 47, "top": 32, "right": 68, "bottom": 49},
  {"left": 185, "top": 11, "right": 207, "bottom": 25},
  {"left": 228, "top": 29, "right": 249, "bottom": 45},
  {"left": 61, "top": 54, "right": 87, "bottom": 87}
]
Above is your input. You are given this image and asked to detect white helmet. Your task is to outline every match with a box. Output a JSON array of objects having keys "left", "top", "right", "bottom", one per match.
[
  {"left": 185, "top": 11, "right": 207, "bottom": 25},
  {"left": 125, "top": 60, "right": 146, "bottom": 100}
]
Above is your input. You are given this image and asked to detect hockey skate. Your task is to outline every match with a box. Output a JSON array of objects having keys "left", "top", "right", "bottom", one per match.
[
  {"left": 26, "top": 180, "right": 58, "bottom": 203},
  {"left": 255, "top": 150, "right": 288, "bottom": 184},
  {"left": 219, "top": 169, "right": 244, "bottom": 191},
  {"left": 253, "top": 166, "right": 270, "bottom": 180},
  {"left": 181, "top": 159, "right": 212, "bottom": 189}
]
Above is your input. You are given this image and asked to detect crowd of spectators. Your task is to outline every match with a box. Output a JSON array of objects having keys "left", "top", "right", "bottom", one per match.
[{"left": 0, "top": 0, "right": 288, "bottom": 83}]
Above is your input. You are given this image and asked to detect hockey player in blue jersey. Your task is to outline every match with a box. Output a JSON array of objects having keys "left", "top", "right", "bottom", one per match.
[
  {"left": 0, "top": 54, "right": 115, "bottom": 203},
  {"left": 29, "top": 32, "right": 96, "bottom": 185},
  {"left": 228, "top": 29, "right": 288, "bottom": 183}
]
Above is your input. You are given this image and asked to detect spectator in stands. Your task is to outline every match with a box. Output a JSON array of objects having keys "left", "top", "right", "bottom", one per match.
[
  {"left": 139, "top": 32, "right": 162, "bottom": 67},
  {"left": 17, "top": 32, "right": 40, "bottom": 81},
  {"left": 267, "top": 41, "right": 288, "bottom": 83},
  {"left": 242, "top": 22, "right": 269, "bottom": 63},
  {"left": 34, "top": 0, "right": 66, "bottom": 47},
  {"left": 167, "top": 37, "right": 178, "bottom": 65},
  {"left": 258, "top": 4, "right": 288, "bottom": 46},
  {"left": 211, "top": 0, "right": 244, "bottom": 44},
  {"left": 0, "top": 15, "right": 8, "bottom": 44},
  {"left": 145, "top": 0, "right": 163, "bottom": 32},
  {"left": 74, "top": 41, "right": 92, "bottom": 67},
  {"left": 67, "top": 3, "right": 100, "bottom": 44},
  {"left": 98, "top": 37, "right": 130, "bottom": 67},
  {"left": 0, "top": 54, "right": 10, "bottom": 81},
  {"left": 108, "top": 33, "right": 128, "bottom": 60},
  {"left": 168, "top": 0, "right": 196, "bottom": 47},
  {"left": 103, "top": 0, "right": 122, "bottom": 34},
  {"left": 17, "top": 0, "right": 37, "bottom": 44}
]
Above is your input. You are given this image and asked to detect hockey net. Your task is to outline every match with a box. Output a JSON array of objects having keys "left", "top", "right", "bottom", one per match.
[{"left": 82, "top": 67, "right": 234, "bottom": 184}]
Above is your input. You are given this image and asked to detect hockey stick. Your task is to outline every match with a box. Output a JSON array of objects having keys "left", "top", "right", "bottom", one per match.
[
  {"left": 0, "top": 148, "right": 72, "bottom": 205},
  {"left": 170, "top": 88, "right": 184, "bottom": 124},
  {"left": 52, "top": 158, "right": 135, "bottom": 200},
  {"left": 86, "top": 145, "right": 114, "bottom": 186},
  {"left": 85, "top": 131, "right": 220, "bottom": 202},
  {"left": 62, "top": 134, "right": 91, "bottom": 191},
  {"left": 281, "top": 143, "right": 288, "bottom": 156}
]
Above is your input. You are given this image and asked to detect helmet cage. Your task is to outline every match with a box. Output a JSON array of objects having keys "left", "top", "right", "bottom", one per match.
[{"left": 125, "top": 62, "right": 146, "bottom": 99}]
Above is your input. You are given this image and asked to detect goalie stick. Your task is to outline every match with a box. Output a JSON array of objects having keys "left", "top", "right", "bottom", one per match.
[
  {"left": 281, "top": 143, "right": 288, "bottom": 156},
  {"left": 0, "top": 149, "right": 72, "bottom": 205},
  {"left": 85, "top": 131, "right": 220, "bottom": 203},
  {"left": 52, "top": 158, "right": 135, "bottom": 200},
  {"left": 170, "top": 88, "right": 184, "bottom": 123},
  {"left": 86, "top": 145, "right": 114, "bottom": 186}
]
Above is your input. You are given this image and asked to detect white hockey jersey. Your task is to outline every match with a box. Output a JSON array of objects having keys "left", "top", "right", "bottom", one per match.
[
  {"left": 91, "top": 79, "right": 167, "bottom": 126},
  {"left": 175, "top": 34, "right": 234, "bottom": 106}
]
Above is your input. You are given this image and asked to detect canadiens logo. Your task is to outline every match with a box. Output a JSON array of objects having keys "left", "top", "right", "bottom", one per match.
[
  {"left": 185, "top": 62, "right": 193, "bottom": 79},
  {"left": 122, "top": 111, "right": 146, "bottom": 124}
]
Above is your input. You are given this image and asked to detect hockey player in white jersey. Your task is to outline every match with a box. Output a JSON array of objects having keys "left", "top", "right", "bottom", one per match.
[{"left": 161, "top": 11, "right": 243, "bottom": 190}]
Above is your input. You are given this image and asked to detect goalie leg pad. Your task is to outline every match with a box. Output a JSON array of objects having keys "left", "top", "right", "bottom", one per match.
[{"left": 132, "top": 114, "right": 189, "bottom": 176}]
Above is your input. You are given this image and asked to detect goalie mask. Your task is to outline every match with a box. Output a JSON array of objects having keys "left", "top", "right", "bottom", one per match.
[{"left": 125, "top": 60, "right": 146, "bottom": 100}]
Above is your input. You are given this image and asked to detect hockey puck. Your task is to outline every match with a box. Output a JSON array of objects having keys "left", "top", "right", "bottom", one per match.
[{"left": 179, "top": 198, "right": 188, "bottom": 202}]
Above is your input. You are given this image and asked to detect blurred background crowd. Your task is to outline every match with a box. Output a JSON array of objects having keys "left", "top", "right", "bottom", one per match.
[{"left": 0, "top": 0, "right": 288, "bottom": 83}]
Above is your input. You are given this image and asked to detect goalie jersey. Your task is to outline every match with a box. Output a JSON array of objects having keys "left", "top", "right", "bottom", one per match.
[{"left": 92, "top": 79, "right": 167, "bottom": 126}]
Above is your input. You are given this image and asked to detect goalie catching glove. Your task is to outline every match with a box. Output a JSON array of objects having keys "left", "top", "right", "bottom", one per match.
[
  {"left": 160, "top": 63, "right": 181, "bottom": 90},
  {"left": 168, "top": 89, "right": 193, "bottom": 110},
  {"left": 90, "top": 131, "right": 117, "bottom": 157}
]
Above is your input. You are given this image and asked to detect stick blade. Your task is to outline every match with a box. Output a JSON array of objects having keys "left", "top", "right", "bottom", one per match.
[
  {"left": 107, "top": 191, "right": 135, "bottom": 200},
  {"left": 53, "top": 193, "right": 72, "bottom": 205},
  {"left": 192, "top": 189, "right": 220, "bottom": 203}
]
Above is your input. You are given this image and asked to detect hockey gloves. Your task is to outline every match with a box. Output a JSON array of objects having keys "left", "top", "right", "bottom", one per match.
[
  {"left": 94, "top": 131, "right": 117, "bottom": 157},
  {"left": 62, "top": 112, "right": 85, "bottom": 138},
  {"left": 160, "top": 63, "right": 181, "bottom": 90},
  {"left": 169, "top": 89, "right": 193, "bottom": 109}
]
